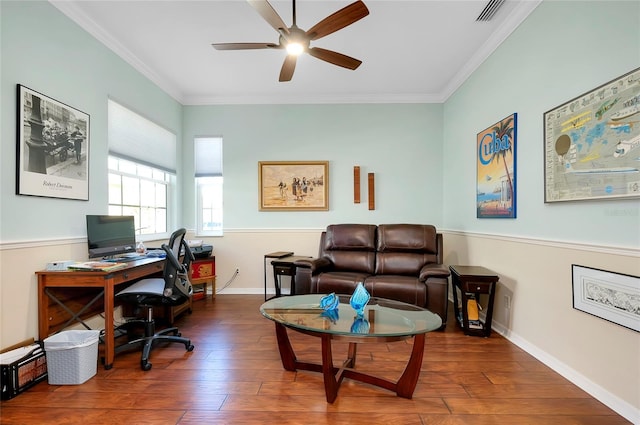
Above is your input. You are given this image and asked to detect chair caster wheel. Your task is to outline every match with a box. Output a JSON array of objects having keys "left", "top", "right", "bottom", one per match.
[
  {"left": 187, "top": 344, "right": 195, "bottom": 352},
  {"left": 141, "top": 361, "right": 152, "bottom": 371},
  {"left": 175, "top": 332, "right": 181, "bottom": 337}
]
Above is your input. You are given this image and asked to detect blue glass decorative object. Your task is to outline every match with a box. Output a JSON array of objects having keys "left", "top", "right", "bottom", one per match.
[
  {"left": 350, "top": 316, "right": 370, "bottom": 334},
  {"left": 320, "top": 292, "right": 339, "bottom": 311},
  {"left": 349, "top": 282, "right": 370, "bottom": 317},
  {"left": 321, "top": 309, "right": 340, "bottom": 324}
]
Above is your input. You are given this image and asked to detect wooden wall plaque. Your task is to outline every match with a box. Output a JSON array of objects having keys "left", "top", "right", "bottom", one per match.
[
  {"left": 353, "top": 166, "right": 361, "bottom": 203},
  {"left": 368, "top": 172, "right": 375, "bottom": 210}
]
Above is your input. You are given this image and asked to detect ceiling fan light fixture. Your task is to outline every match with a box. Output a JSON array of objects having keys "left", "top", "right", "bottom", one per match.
[
  {"left": 286, "top": 41, "right": 305, "bottom": 56},
  {"left": 212, "top": 0, "right": 370, "bottom": 81}
]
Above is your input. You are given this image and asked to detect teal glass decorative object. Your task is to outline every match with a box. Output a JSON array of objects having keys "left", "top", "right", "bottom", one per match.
[
  {"left": 350, "top": 316, "right": 370, "bottom": 334},
  {"left": 320, "top": 292, "right": 339, "bottom": 311},
  {"left": 321, "top": 309, "right": 339, "bottom": 324},
  {"left": 350, "top": 282, "right": 370, "bottom": 317}
]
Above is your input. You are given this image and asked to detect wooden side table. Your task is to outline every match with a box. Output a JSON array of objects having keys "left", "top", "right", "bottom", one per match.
[
  {"left": 190, "top": 256, "right": 216, "bottom": 301},
  {"left": 270, "top": 256, "right": 312, "bottom": 298},
  {"left": 264, "top": 251, "right": 293, "bottom": 301},
  {"left": 449, "top": 265, "right": 499, "bottom": 337}
]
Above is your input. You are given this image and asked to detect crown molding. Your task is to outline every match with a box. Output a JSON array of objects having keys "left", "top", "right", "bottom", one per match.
[
  {"left": 440, "top": 0, "right": 543, "bottom": 101},
  {"left": 48, "top": 0, "right": 185, "bottom": 103},
  {"left": 49, "top": 0, "right": 541, "bottom": 106},
  {"left": 181, "top": 92, "right": 446, "bottom": 106}
]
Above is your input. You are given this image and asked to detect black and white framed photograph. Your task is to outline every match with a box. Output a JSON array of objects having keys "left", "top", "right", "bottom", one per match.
[
  {"left": 572, "top": 264, "right": 639, "bottom": 332},
  {"left": 16, "top": 84, "right": 89, "bottom": 200}
]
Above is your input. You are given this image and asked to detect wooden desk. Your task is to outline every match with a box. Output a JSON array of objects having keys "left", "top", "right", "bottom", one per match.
[{"left": 36, "top": 258, "right": 164, "bottom": 369}]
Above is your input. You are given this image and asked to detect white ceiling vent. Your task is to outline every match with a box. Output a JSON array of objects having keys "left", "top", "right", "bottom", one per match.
[{"left": 476, "top": 0, "right": 505, "bottom": 21}]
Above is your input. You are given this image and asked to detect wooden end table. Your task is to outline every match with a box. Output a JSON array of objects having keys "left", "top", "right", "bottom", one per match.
[
  {"left": 449, "top": 265, "right": 499, "bottom": 337},
  {"left": 270, "top": 255, "right": 312, "bottom": 298},
  {"left": 263, "top": 251, "right": 293, "bottom": 301}
]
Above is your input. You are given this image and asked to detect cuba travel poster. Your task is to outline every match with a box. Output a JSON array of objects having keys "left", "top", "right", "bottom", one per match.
[{"left": 477, "top": 113, "right": 517, "bottom": 218}]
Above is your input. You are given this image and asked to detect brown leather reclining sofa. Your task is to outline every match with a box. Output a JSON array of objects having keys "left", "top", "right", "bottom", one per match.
[{"left": 294, "top": 224, "right": 450, "bottom": 328}]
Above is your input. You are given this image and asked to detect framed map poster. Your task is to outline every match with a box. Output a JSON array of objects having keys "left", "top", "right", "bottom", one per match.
[
  {"left": 477, "top": 113, "right": 517, "bottom": 218},
  {"left": 544, "top": 68, "right": 640, "bottom": 203}
]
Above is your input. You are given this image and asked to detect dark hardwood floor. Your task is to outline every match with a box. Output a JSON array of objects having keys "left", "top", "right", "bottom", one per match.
[{"left": 1, "top": 294, "right": 630, "bottom": 424}]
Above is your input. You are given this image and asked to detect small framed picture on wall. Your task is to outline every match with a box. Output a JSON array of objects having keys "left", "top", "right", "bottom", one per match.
[{"left": 258, "top": 161, "right": 329, "bottom": 211}]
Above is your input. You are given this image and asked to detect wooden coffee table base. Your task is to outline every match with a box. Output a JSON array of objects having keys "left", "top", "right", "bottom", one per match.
[{"left": 274, "top": 322, "right": 426, "bottom": 403}]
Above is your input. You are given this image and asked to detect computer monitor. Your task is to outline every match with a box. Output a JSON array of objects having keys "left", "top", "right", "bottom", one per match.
[{"left": 86, "top": 215, "right": 136, "bottom": 259}]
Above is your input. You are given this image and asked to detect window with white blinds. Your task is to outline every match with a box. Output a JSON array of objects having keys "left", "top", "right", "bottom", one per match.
[
  {"left": 195, "top": 137, "right": 223, "bottom": 236},
  {"left": 108, "top": 99, "right": 176, "bottom": 172},
  {"left": 107, "top": 100, "right": 176, "bottom": 238}
]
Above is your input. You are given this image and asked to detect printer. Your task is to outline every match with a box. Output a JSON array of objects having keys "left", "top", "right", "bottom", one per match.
[
  {"left": 191, "top": 244, "right": 213, "bottom": 259},
  {"left": 187, "top": 240, "right": 213, "bottom": 259}
]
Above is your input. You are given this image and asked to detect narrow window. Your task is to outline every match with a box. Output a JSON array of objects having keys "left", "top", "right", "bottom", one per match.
[{"left": 195, "top": 137, "right": 223, "bottom": 236}]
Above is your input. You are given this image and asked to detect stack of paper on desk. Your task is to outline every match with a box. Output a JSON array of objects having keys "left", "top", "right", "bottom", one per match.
[{"left": 67, "top": 261, "right": 128, "bottom": 272}]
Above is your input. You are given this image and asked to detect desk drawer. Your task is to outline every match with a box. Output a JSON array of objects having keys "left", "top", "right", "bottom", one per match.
[
  {"left": 462, "top": 281, "right": 493, "bottom": 293},
  {"left": 111, "top": 262, "right": 163, "bottom": 284},
  {"left": 274, "top": 265, "right": 296, "bottom": 277}
]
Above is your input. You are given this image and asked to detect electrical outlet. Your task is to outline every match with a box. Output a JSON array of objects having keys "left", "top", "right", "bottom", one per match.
[{"left": 504, "top": 295, "right": 511, "bottom": 309}]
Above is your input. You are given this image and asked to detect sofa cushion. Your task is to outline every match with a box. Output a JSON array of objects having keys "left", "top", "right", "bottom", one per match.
[
  {"left": 375, "top": 224, "right": 439, "bottom": 275},
  {"left": 364, "top": 275, "right": 427, "bottom": 307},
  {"left": 323, "top": 224, "right": 376, "bottom": 274},
  {"left": 324, "top": 224, "right": 377, "bottom": 251},
  {"left": 316, "top": 271, "right": 371, "bottom": 295},
  {"left": 377, "top": 224, "right": 437, "bottom": 253},
  {"left": 377, "top": 252, "right": 435, "bottom": 276}
]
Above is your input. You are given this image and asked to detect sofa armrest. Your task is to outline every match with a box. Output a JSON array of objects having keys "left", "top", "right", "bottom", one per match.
[
  {"left": 294, "top": 257, "right": 332, "bottom": 274},
  {"left": 419, "top": 263, "right": 450, "bottom": 281},
  {"left": 294, "top": 257, "right": 332, "bottom": 294}
]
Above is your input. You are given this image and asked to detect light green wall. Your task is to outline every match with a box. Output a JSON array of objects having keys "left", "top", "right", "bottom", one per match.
[
  {"left": 182, "top": 103, "right": 444, "bottom": 229},
  {"left": 443, "top": 0, "right": 640, "bottom": 248},
  {"left": 1, "top": 3, "right": 444, "bottom": 240},
  {"left": 0, "top": 1, "right": 183, "bottom": 242},
  {"left": 3, "top": 1, "right": 637, "bottom": 247}
]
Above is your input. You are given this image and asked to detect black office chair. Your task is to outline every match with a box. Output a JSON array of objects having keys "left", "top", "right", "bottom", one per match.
[{"left": 114, "top": 228, "right": 195, "bottom": 370}]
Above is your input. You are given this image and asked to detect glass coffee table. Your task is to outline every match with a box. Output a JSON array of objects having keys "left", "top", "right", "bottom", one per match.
[{"left": 260, "top": 294, "right": 442, "bottom": 403}]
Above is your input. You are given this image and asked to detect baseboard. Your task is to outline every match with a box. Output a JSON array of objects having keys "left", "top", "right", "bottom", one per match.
[
  {"left": 490, "top": 320, "right": 640, "bottom": 424},
  {"left": 218, "top": 288, "right": 266, "bottom": 295},
  {"left": 451, "top": 298, "right": 639, "bottom": 424}
]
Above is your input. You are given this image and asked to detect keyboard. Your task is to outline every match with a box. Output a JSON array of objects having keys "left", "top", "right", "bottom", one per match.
[{"left": 103, "top": 255, "right": 147, "bottom": 263}]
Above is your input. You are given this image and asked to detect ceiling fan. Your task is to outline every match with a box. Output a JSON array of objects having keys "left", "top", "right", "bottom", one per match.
[{"left": 212, "top": 0, "right": 369, "bottom": 82}]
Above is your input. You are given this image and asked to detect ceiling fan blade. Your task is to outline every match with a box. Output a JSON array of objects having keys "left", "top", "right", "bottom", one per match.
[
  {"left": 248, "top": 0, "right": 290, "bottom": 35},
  {"left": 212, "top": 42, "right": 278, "bottom": 50},
  {"left": 307, "top": 47, "right": 362, "bottom": 70},
  {"left": 306, "top": 0, "right": 369, "bottom": 41},
  {"left": 279, "top": 55, "right": 297, "bottom": 82}
]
